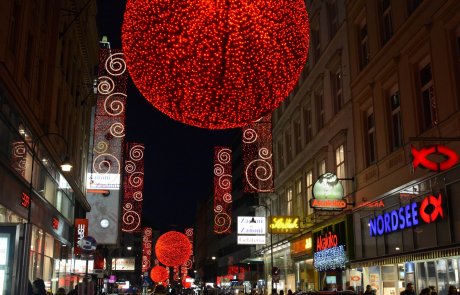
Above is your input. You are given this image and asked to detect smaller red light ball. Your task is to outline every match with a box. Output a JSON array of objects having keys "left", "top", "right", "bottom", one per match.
[{"left": 150, "top": 265, "right": 169, "bottom": 283}]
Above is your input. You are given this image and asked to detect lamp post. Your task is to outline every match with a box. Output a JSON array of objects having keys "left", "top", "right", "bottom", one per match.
[
  {"left": 252, "top": 204, "right": 275, "bottom": 295},
  {"left": 19, "top": 132, "right": 72, "bottom": 295}
]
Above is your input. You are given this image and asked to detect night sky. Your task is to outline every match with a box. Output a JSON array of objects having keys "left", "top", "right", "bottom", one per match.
[{"left": 97, "top": 0, "right": 240, "bottom": 232}]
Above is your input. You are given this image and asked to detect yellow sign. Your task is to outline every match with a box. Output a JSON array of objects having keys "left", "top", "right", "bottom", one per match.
[
  {"left": 269, "top": 216, "right": 300, "bottom": 234},
  {"left": 305, "top": 237, "right": 312, "bottom": 250}
]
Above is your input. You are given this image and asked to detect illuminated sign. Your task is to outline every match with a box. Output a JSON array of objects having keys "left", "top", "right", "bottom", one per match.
[
  {"left": 52, "top": 217, "right": 59, "bottom": 230},
  {"left": 306, "top": 237, "right": 312, "bottom": 250},
  {"left": 112, "top": 258, "right": 135, "bottom": 271},
  {"left": 369, "top": 194, "right": 444, "bottom": 237},
  {"left": 87, "top": 173, "right": 121, "bottom": 190},
  {"left": 269, "top": 216, "right": 300, "bottom": 234},
  {"left": 291, "top": 234, "right": 312, "bottom": 256},
  {"left": 74, "top": 219, "right": 88, "bottom": 255},
  {"left": 313, "top": 245, "right": 347, "bottom": 271},
  {"left": 310, "top": 173, "right": 346, "bottom": 210},
  {"left": 237, "top": 235, "right": 266, "bottom": 245},
  {"left": 411, "top": 145, "right": 458, "bottom": 172},
  {"left": 316, "top": 231, "right": 338, "bottom": 251},
  {"left": 237, "top": 216, "right": 266, "bottom": 234},
  {"left": 361, "top": 200, "right": 385, "bottom": 208},
  {"left": 20, "top": 192, "right": 30, "bottom": 208}
]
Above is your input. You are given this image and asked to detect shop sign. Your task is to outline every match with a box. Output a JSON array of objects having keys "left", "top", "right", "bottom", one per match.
[
  {"left": 86, "top": 173, "right": 120, "bottom": 190},
  {"left": 369, "top": 194, "right": 444, "bottom": 237},
  {"left": 237, "top": 216, "right": 266, "bottom": 234},
  {"left": 411, "top": 144, "right": 458, "bottom": 172},
  {"left": 237, "top": 235, "right": 266, "bottom": 245},
  {"left": 269, "top": 216, "right": 300, "bottom": 234},
  {"left": 291, "top": 234, "right": 312, "bottom": 256},
  {"left": 310, "top": 173, "right": 346, "bottom": 210},
  {"left": 52, "top": 217, "right": 59, "bottom": 230},
  {"left": 112, "top": 257, "right": 135, "bottom": 271},
  {"left": 20, "top": 192, "right": 30, "bottom": 208},
  {"left": 74, "top": 218, "right": 88, "bottom": 255},
  {"left": 316, "top": 231, "right": 338, "bottom": 251}
]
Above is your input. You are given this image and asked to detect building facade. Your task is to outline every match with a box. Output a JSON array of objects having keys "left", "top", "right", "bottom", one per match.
[
  {"left": 0, "top": 0, "right": 98, "bottom": 293},
  {"left": 347, "top": 1, "right": 460, "bottom": 295}
]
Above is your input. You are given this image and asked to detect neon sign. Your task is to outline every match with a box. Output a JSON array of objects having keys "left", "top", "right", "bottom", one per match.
[
  {"left": 52, "top": 217, "right": 59, "bottom": 230},
  {"left": 369, "top": 194, "right": 444, "bottom": 237},
  {"left": 20, "top": 192, "right": 30, "bottom": 208},
  {"left": 269, "top": 216, "right": 300, "bottom": 234},
  {"left": 316, "top": 231, "right": 338, "bottom": 251},
  {"left": 310, "top": 173, "right": 346, "bottom": 210},
  {"left": 411, "top": 145, "right": 458, "bottom": 172}
]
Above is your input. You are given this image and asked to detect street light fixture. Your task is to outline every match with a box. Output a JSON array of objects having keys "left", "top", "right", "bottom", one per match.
[
  {"left": 19, "top": 132, "right": 72, "bottom": 295},
  {"left": 252, "top": 204, "right": 275, "bottom": 295}
]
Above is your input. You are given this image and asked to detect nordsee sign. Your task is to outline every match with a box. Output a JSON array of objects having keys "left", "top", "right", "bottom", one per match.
[
  {"left": 237, "top": 217, "right": 266, "bottom": 235},
  {"left": 369, "top": 194, "right": 444, "bottom": 237}
]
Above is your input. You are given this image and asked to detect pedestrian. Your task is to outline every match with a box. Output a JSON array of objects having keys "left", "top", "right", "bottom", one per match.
[
  {"left": 287, "top": 290, "right": 293, "bottom": 295},
  {"left": 32, "top": 279, "right": 47, "bottom": 295},
  {"left": 67, "top": 284, "right": 78, "bottom": 295},
  {"left": 56, "top": 288, "right": 66, "bottom": 295},
  {"left": 420, "top": 288, "right": 431, "bottom": 295},
  {"left": 401, "top": 283, "right": 415, "bottom": 295},
  {"left": 448, "top": 286, "right": 458, "bottom": 295},
  {"left": 364, "top": 285, "right": 376, "bottom": 295}
]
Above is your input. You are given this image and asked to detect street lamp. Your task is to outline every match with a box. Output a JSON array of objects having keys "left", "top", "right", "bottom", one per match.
[
  {"left": 252, "top": 204, "right": 275, "bottom": 295},
  {"left": 19, "top": 132, "right": 72, "bottom": 295}
]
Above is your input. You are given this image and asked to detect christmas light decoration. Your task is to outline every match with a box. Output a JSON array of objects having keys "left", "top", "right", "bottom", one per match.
[
  {"left": 313, "top": 245, "right": 347, "bottom": 271},
  {"left": 243, "top": 115, "right": 274, "bottom": 192},
  {"left": 150, "top": 265, "right": 169, "bottom": 283},
  {"left": 122, "top": 0, "right": 310, "bottom": 129},
  {"left": 142, "top": 227, "right": 153, "bottom": 273},
  {"left": 182, "top": 277, "right": 192, "bottom": 289},
  {"left": 91, "top": 49, "right": 127, "bottom": 189},
  {"left": 11, "top": 141, "right": 26, "bottom": 177},
  {"left": 155, "top": 231, "right": 192, "bottom": 266},
  {"left": 122, "top": 143, "right": 145, "bottom": 233},
  {"left": 214, "top": 147, "right": 232, "bottom": 234}
]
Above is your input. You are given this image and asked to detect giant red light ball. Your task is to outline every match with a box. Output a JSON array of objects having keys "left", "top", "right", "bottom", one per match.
[
  {"left": 155, "top": 231, "right": 192, "bottom": 266},
  {"left": 122, "top": 0, "right": 310, "bottom": 129},
  {"left": 150, "top": 265, "right": 169, "bottom": 283}
]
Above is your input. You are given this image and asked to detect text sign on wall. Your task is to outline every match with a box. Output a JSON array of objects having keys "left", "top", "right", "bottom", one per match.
[
  {"left": 291, "top": 234, "right": 312, "bottom": 256},
  {"left": 369, "top": 194, "right": 444, "bottom": 237},
  {"left": 237, "top": 235, "right": 266, "bottom": 245},
  {"left": 237, "top": 216, "right": 266, "bottom": 235},
  {"left": 310, "top": 173, "right": 346, "bottom": 210},
  {"left": 74, "top": 218, "right": 88, "bottom": 255},
  {"left": 269, "top": 216, "right": 300, "bottom": 234}
]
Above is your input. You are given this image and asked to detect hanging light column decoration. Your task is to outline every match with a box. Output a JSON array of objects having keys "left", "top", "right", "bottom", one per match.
[
  {"left": 214, "top": 147, "right": 232, "bottom": 234},
  {"left": 142, "top": 227, "right": 153, "bottom": 273},
  {"left": 121, "top": 143, "right": 145, "bottom": 233},
  {"left": 122, "top": 0, "right": 310, "bottom": 129},
  {"left": 242, "top": 115, "right": 274, "bottom": 192}
]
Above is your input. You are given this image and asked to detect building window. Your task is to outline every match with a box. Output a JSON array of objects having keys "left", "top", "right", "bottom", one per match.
[
  {"left": 380, "top": 0, "right": 393, "bottom": 45},
  {"left": 331, "top": 69, "right": 343, "bottom": 113},
  {"left": 359, "top": 18, "right": 369, "bottom": 70},
  {"left": 312, "top": 28, "right": 321, "bottom": 63},
  {"left": 287, "top": 188, "right": 293, "bottom": 215},
  {"left": 388, "top": 87, "right": 403, "bottom": 151},
  {"left": 303, "top": 106, "right": 312, "bottom": 143},
  {"left": 318, "top": 159, "right": 326, "bottom": 175},
  {"left": 328, "top": 1, "right": 339, "bottom": 39},
  {"left": 315, "top": 92, "right": 324, "bottom": 130},
  {"left": 365, "top": 107, "right": 377, "bottom": 165},
  {"left": 295, "top": 179, "right": 303, "bottom": 218},
  {"left": 407, "top": 0, "right": 423, "bottom": 15},
  {"left": 306, "top": 170, "right": 313, "bottom": 215},
  {"left": 285, "top": 130, "right": 293, "bottom": 164},
  {"left": 335, "top": 144, "right": 346, "bottom": 194},
  {"left": 418, "top": 60, "right": 437, "bottom": 131},
  {"left": 277, "top": 141, "right": 284, "bottom": 172},
  {"left": 294, "top": 119, "right": 302, "bottom": 155}
]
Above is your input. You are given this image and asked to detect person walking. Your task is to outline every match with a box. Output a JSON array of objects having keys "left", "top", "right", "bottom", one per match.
[
  {"left": 448, "top": 286, "right": 458, "bottom": 295},
  {"left": 401, "top": 283, "right": 415, "bottom": 295},
  {"left": 32, "top": 279, "right": 47, "bottom": 295},
  {"left": 364, "top": 285, "right": 376, "bottom": 295},
  {"left": 56, "top": 288, "right": 66, "bottom": 295}
]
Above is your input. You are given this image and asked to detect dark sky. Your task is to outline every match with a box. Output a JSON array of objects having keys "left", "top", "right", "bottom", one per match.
[{"left": 97, "top": 0, "right": 240, "bottom": 232}]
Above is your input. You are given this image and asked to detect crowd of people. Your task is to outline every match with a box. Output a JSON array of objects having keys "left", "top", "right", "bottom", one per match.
[{"left": 29, "top": 278, "right": 78, "bottom": 295}]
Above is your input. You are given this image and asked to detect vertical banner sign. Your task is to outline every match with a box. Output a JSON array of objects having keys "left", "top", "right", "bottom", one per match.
[
  {"left": 142, "top": 227, "right": 153, "bottom": 273},
  {"left": 90, "top": 49, "right": 127, "bottom": 190},
  {"left": 184, "top": 228, "right": 194, "bottom": 269},
  {"left": 11, "top": 141, "right": 26, "bottom": 177},
  {"left": 121, "top": 143, "right": 145, "bottom": 232},
  {"left": 214, "top": 147, "right": 232, "bottom": 234},
  {"left": 242, "top": 115, "right": 274, "bottom": 192},
  {"left": 74, "top": 218, "right": 88, "bottom": 255}
]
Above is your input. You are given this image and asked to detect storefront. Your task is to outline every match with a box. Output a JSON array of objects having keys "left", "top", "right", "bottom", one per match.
[
  {"left": 351, "top": 166, "right": 460, "bottom": 295},
  {"left": 291, "top": 232, "right": 315, "bottom": 291},
  {"left": 312, "top": 215, "right": 354, "bottom": 292}
]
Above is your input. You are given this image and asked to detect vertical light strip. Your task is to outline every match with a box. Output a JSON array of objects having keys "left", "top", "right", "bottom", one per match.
[
  {"left": 142, "top": 227, "right": 153, "bottom": 273},
  {"left": 214, "top": 147, "right": 232, "bottom": 234}
]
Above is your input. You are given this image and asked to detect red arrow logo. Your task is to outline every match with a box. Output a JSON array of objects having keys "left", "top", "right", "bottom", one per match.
[{"left": 411, "top": 145, "right": 458, "bottom": 172}]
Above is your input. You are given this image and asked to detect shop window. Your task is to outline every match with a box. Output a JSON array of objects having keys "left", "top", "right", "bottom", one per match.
[
  {"left": 418, "top": 59, "right": 437, "bottom": 131},
  {"left": 447, "top": 259, "right": 459, "bottom": 288},
  {"left": 416, "top": 262, "right": 427, "bottom": 290},
  {"left": 365, "top": 107, "right": 377, "bottom": 165},
  {"left": 436, "top": 260, "right": 448, "bottom": 295},
  {"left": 388, "top": 87, "right": 403, "bottom": 151},
  {"left": 426, "top": 261, "right": 437, "bottom": 290}
]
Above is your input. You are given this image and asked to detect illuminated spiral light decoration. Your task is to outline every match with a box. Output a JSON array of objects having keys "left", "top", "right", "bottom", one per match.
[
  {"left": 184, "top": 228, "right": 194, "bottom": 269},
  {"left": 150, "top": 265, "right": 169, "bottom": 283},
  {"left": 155, "top": 231, "right": 192, "bottom": 266},
  {"left": 214, "top": 147, "right": 232, "bottom": 234},
  {"left": 142, "top": 227, "right": 153, "bottom": 273},
  {"left": 121, "top": 143, "right": 145, "bottom": 233},
  {"left": 242, "top": 115, "right": 274, "bottom": 192},
  {"left": 122, "top": 0, "right": 310, "bottom": 129}
]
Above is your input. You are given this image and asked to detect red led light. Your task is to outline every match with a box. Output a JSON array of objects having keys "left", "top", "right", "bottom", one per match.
[
  {"left": 150, "top": 265, "right": 169, "bottom": 283},
  {"left": 411, "top": 144, "right": 459, "bottom": 172},
  {"left": 155, "top": 231, "right": 192, "bottom": 266},
  {"left": 52, "top": 217, "right": 59, "bottom": 230},
  {"left": 122, "top": 0, "right": 310, "bottom": 129},
  {"left": 20, "top": 192, "right": 30, "bottom": 208}
]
